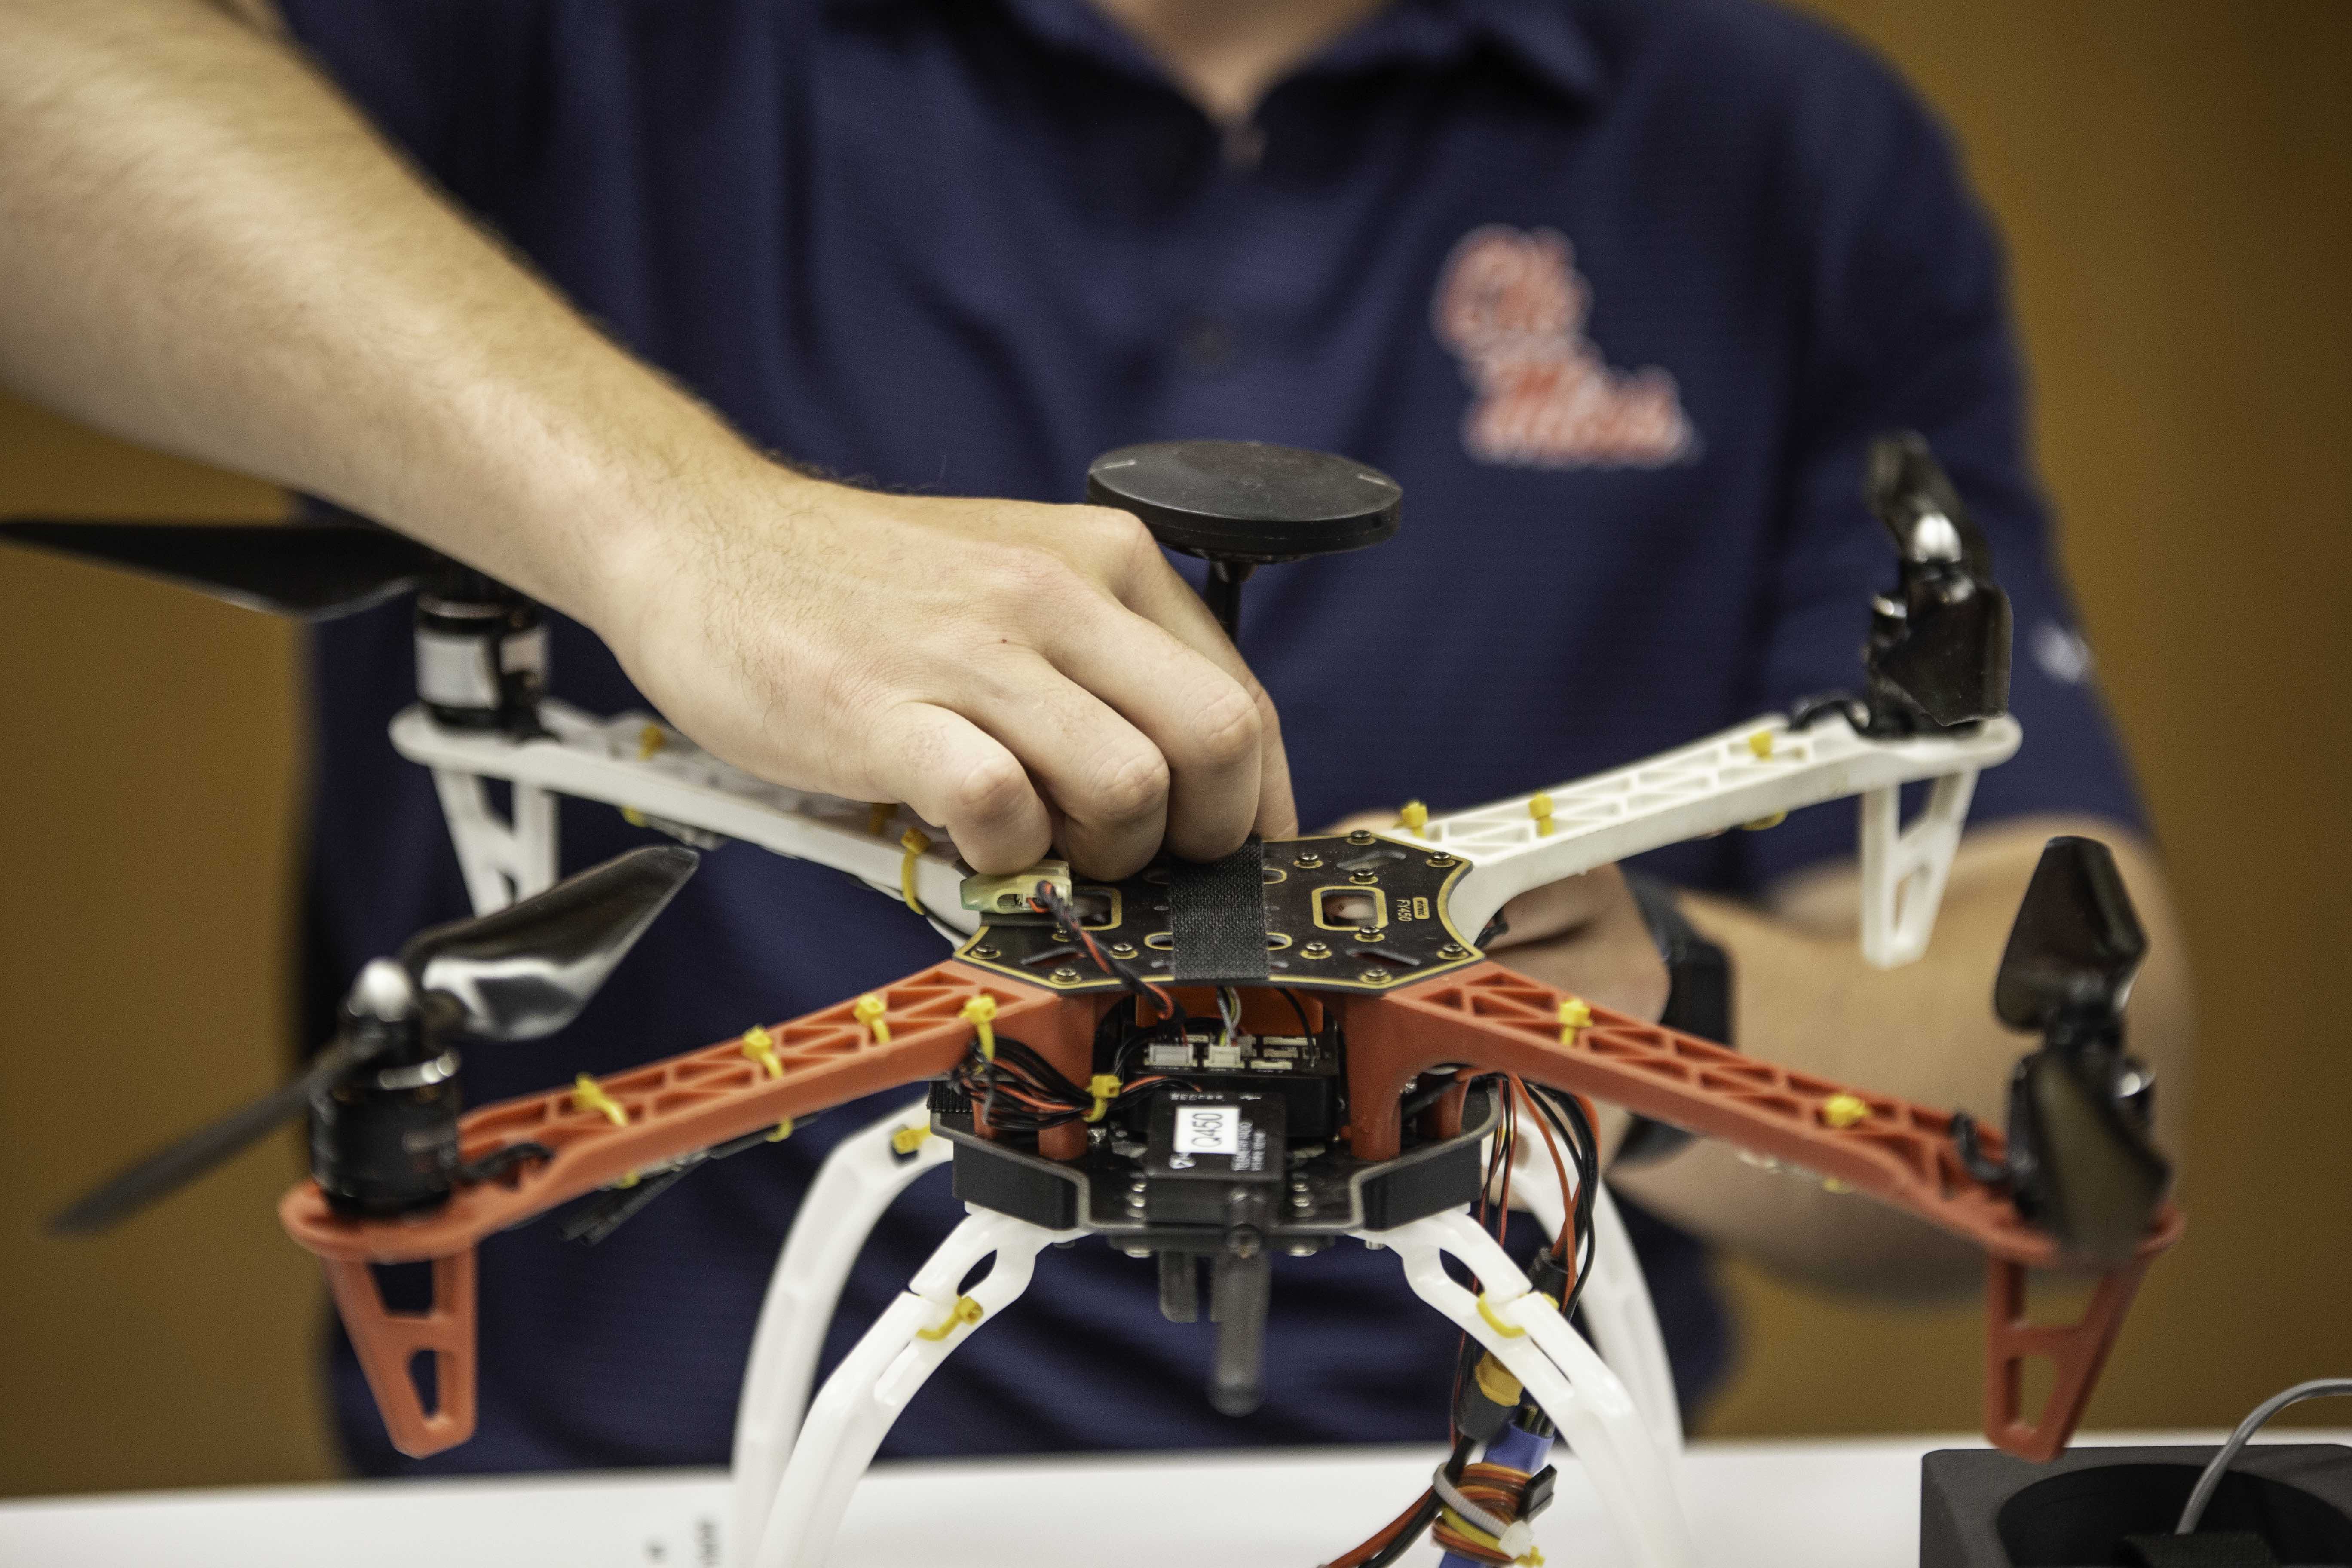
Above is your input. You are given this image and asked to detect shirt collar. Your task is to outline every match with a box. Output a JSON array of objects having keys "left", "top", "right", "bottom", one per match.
[{"left": 836, "top": 0, "right": 1606, "bottom": 109}]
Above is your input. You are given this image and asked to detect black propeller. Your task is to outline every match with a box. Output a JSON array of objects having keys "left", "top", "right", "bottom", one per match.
[
  {"left": 0, "top": 519, "right": 447, "bottom": 620},
  {"left": 1862, "top": 432, "right": 2013, "bottom": 729},
  {"left": 1954, "top": 837, "right": 2170, "bottom": 1265},
  {"left": 46, "top": 845, "right": 698, "bottom": 1236}
]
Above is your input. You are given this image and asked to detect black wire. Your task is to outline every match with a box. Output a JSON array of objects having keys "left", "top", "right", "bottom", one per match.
[
  {"left": 1276, "top": 986, "right": 1315, "bottom": 1035},
  {"left": 1525, "top": 1084, "right": 1602, "bottom": 1321}
]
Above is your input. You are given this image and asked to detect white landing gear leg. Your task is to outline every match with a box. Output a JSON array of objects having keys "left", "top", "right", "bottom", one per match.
[
  {"left": 1368, "top": 1208, "right": 1700, "bottom": 1568},
  {"left": 1856, "top": 767, "right": 1979, "bottom": 968},
  {"left": 1504, "top": 1141, "right": 1685, "bottom": 1456},
  {"left": 431, "top": 767, "right": 559, "bottom": 914},
  {"left": 729, "top": 1099, "right": 951, "bottom": 1562},
  {"left": 750, "top": 1208, "right": 1078, "bottom": 1568}
]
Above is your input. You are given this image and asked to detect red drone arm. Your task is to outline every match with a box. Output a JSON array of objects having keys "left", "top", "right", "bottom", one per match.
[
  {"left": 279, "top": 960, "right": 1071, "bottom": 1455},
  {"left": 1343, "top": 962, "right": 2182, "bottom": 1459}
]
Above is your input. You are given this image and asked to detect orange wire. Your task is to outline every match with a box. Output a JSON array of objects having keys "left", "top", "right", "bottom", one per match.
[{"left": 1510, "top": 1075, "right": 1577, "bottom": 1259}]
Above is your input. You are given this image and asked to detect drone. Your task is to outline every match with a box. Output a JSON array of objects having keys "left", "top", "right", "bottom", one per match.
[{"left": 9, "top": 435, "right": 2180, "bottom": 1568}]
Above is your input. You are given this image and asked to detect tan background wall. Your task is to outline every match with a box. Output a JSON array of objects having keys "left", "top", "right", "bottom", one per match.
[{"left": 1, "top": 0, "right": 2346, "bottom": 1498}]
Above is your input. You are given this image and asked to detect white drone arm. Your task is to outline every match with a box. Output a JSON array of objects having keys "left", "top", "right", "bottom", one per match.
[
  {"left": 389, "top": 702, "right": 978, "bottom": 928},
  {"left": 1435, "top": 710, "right": 2021, "bottom": 966}
]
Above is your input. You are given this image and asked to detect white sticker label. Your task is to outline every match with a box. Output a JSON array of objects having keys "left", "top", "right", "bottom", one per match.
[{"left": 1174, "top": 1106, "right": 1240, "bottom": 1157}]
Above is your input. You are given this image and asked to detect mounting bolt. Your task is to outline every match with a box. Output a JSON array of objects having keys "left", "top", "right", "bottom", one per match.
[
  {"left": 1359, "top": 967, "right": 1392, "bottom": 984},
  {"left": 1302, "top": 942, "right": 1331, "bottom": 960},
  {"left": 1425, "top": 854, "right": 1458, "bottom": 868},
  {"left": 971, "top": 945, "right": 999, "bottom": 959},
  {"left": 1348, "top": 868, "right": 1378, "bottom": 885},
  {"left": 1356, "top": 925, "right": 1385, "bottom": 941},
  {"left": 1293, "top": 852, "right": 1323, "bottom": 869},
  {"left": 1109, "top": 942, "right": 1138, "bottom": 959},
  {"left": 1347, "top": 829, "right": 1377, "bottom": 845},
  {"left": 1050, "top": 966, "right": 1081, "bottom": 985},
  {"left": 1439, "top": 942, "right": 1467, "bottom": 959},
  {"left": 1122, "top": 1246, "right": 1151, "bottom": 1259},
  {"left": 1290, "top": 1192, "right": 1314, "bottom": 1211},
  {"left": 1286, "top": 1243, "right": 1319, "bottom": 1257}
]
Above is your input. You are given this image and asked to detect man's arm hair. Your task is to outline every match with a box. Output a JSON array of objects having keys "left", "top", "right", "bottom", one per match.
[{"left": 0, "top": 0, "right": 1293, "bottom": 876}]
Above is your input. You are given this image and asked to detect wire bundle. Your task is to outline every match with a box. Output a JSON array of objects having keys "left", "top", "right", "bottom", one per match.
[
  {"left": 1321, "top": 1073, "right": 1602, "bottom": 1568},
  {"left": 1430, "top": 1460, "right": 1543, "bottom": 1565}
]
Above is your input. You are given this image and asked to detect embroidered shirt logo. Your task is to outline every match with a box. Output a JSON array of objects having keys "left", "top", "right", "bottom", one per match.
[{"left": 1433, "top": 225, "right": 1695, "bottom": 469}]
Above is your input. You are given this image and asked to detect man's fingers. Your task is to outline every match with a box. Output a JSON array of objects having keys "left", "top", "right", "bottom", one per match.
[
  {"left": 1089, "top": 519, "right": 1301, "bottom": 848},
  {"left": 1040, "top": 604, "right": 1270, "bottom": 863},
  {"left": 867, "top": 703, "right": 1053, "bottom": 876},
  {"left": 954, "top": 647, "right": 1176, "bottom": 879}
]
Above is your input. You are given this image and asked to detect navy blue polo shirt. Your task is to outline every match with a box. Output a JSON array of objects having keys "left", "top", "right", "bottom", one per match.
[{"left": 278, "top": 0, "right": 2145, "bottom": 1475}]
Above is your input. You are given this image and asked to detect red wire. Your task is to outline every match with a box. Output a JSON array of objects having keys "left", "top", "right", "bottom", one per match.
[{"left": 1511, "top": 1075, "right": 1577, "bottom": 1261}]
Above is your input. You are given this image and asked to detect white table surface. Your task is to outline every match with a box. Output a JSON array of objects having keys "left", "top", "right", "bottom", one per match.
[{"left": 4, "top": 1432, "right": 2332, "bottom": 1568}]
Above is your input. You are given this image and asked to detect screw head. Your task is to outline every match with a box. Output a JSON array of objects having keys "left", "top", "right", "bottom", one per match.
[
  {"left": 971, "top": 944, "right": 999, "bottom": 959},
  {"left": 1425, "top": 853, "right": 1458, "bottom": 867},
  {"left": 1302, "top": 941, "right": 1331, "bottom": 960},
  {"left": 1109, "top": 942, "right": 1138, "bottom": 959},
  {"left": 1359, "top": 967, "right": 1392, "bottom": 984},
  {"left": 1347, "top": 829, "right": 1376, "bottom": 845},
  {"left": 1293, "top": 852, "right": 1323, "bottom": 869},
  {"left": 1439, "top": 942, "right": 1467, "bottom": 959},
  {"left": 1050, "top": 966, "right": 1081, "bottom": 984},
  {"left": 1348, "top": 868, "right": 1378, "bottom": 884},
  {"left": 1356, "top": 925, "right": 1385, "bottom": 941}
]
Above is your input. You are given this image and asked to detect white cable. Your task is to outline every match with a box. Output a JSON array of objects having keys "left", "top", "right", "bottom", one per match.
[{"left": 2177, "top": 1378, "right": 2352, "bottom": 1534}]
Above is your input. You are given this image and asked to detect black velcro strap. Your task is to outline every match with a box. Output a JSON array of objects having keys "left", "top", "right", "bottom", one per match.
[
  {"left": 2123, "top": 1532, "right": 2281, "bottom": 1568},
  {"left": 1168, "top": 842, "right": 1268, "bottom": 983}
]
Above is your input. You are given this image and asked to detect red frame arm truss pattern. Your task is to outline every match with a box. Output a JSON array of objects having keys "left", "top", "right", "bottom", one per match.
[
  {"left": 281, "top": 958, "right": 2178, "bottom": 1463},
  {"left": 1341, "top": 962, "right": 2182, "bottom": 1459}
]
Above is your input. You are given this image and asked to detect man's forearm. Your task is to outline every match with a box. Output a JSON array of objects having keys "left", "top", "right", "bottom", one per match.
[
  {"left": 0, "top": 0, "right": 1302, "bottom": 872},
  {"left": 0, "top": 0, "right": 744, "bottom": 631},
  {"left": 1609, "top": 814, "right": 2195, "bottom": 1296}
]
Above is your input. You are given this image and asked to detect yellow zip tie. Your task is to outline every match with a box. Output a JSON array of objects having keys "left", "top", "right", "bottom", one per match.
[
  {"left": 890, "top": 1123, "right": 931, "bottom": 1155},
  {"left": 1398, "top": 799, "right": 1429, "bottom": 838},
  {"left": 738, "top": 1029, "right": 792, "bottom": 1139},
  {"left": 1748, "top": 729, "right": 1775, "bottom": 760},
  {"left": 1476, "top": 1292, "right": 1528, "bottom": 1338},
  {"left": 899, "top": 827, "right": 931, "bottom": 913},
  {"left": 740, "top": 1025, "right": 782, "bottom": 1079},
  {"left": 854, "top": 993, "right": 892, "bottom": 1045},
  {"left": 1822, "top": 1093, "right": 1870, "bottom": 1129},
  {"left": 1084, "top": 1074, "right": 1122, "bottom": 1123},
  {"left": 866, "top": 802, "right": 895, "bottom": 836},
  {"left": 571, "top": 1073, "right": 629, "bottom": 1127},
  {"left": 1743, "top": 810, "right": 1787, "bottom": 831},
  {"left": 622, "top": 806, "right": 649, "bottom": 828},
  {"left": 637, "top": 723, "right": 667, "bottom": 760},
  {"left": 1558, "top": 996, "right": 1592, "bottom": 1045},
  {"left": 1528, "top": 792, "right": 1556, "bottom": 837},
  {"left": 961, "top": 995, "right": 998, "bottom": 1061},
  {"left": 915, "top": 1295, "right": 983, "bottom": 1341}
]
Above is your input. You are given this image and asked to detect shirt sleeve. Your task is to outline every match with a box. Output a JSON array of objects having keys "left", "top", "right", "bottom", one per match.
[{"left": 1729, "top": 46, "right": 2148, "bottom": 894}]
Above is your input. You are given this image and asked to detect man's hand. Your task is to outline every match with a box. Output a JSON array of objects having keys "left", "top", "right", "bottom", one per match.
[
  {"left": 1479, "top": 864, "right": 1670, "bottom": 1026},
  {"left": 604, "top": 476, "right": 1292, "bottom": 879},
  {"left": 0, "top": 0, "right": 1290, "bottom": 881}
]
